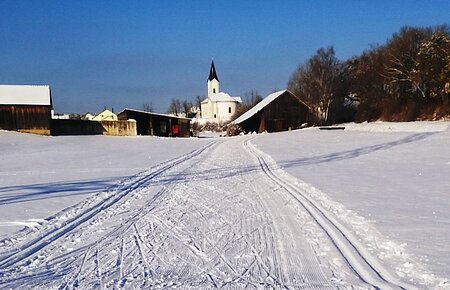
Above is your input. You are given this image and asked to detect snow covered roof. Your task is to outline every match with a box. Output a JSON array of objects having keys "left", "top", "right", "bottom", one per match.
[
  {"left": 233, "top": 89, "right": 309, "bottom": 124},
  {"left": 201, "top": 92, "right": 242, "bottom": 104},
  {"left": 0, "top": 85, "right": 52, "bottom": 106}
]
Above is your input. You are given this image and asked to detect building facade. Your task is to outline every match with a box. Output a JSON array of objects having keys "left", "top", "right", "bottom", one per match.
[
  {"left": 93, "top": 109, "right": 118, "bottom": 121},
  {"left": 200, "top": 61, "right": 242, "bottom": 123}
]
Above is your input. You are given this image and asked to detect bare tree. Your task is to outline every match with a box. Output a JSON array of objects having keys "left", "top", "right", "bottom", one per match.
[
  {"left": 344, "top": 24, "right": 450, "bottom": 121},
  {"left": 288, "top": 46, "right": 348, "bottom": 124},
  {"left": 383, "top": 26, "right": 433, "bottom": 100},
  {"left": 232, "top": 90, "right": 263, "bottom": 120},
  {"left": 414, "top": 28, "right": 450, "bottom": 103},
  {"left": 142, "top": 102, "right": 154, "bottom": 112},
  {"left": 195, "top": 96, "right": 203, "bottom": 109},
  {"left": 182, "top": 100, "right": 193, "bottom": 115},
  {"left": 167, "top": 98, "right": 181, "bottom": 116}
]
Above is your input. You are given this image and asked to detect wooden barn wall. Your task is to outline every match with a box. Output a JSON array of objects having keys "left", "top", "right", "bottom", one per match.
[
  {"left": 239, "top": 92, "right": 310, "bottom": 133},
  {"left": 51, "top": 119, "right": 136, "bottom": 136},
  {"left": 239, "top": 112, "right": 263, "bottom": 134},
  {"left": 261, "top": 93, "right": 309, "bottom": 132},
  {"left": 0, "top": 105, "right": 51, "bottom": 135}
]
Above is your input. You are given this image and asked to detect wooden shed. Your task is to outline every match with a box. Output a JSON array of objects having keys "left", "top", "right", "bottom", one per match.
[
  {"left": 0, "top": 85, "right": 52, "bottom": 135},
  {"left": 117, "top": 108, "right": 191, "bottom": 137},
  {"left": 233, "top": 90, "right": 310, "bottom": 133}
]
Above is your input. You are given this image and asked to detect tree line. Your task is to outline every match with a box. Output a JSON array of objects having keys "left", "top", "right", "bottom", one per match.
[{"left": 288, "top": 25, "right": 450, "bottom": 124}]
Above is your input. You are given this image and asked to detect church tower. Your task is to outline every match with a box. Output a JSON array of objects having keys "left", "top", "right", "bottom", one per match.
[{"left": 207, "top": 60, "right": 219, "bottom": 98}]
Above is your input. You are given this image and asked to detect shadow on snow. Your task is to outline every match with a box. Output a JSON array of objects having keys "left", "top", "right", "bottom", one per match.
[{"left": 0, "top": 178, "right": 122, "bottom": 205}]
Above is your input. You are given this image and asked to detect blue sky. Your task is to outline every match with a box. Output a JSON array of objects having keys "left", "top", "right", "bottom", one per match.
[{"left": 1, "top": 1, "right": 449, "bottom": 114}]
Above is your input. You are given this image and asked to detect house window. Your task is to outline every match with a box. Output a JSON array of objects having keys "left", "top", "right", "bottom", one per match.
[{"left": 228, "top": 107, "right": 232, "bottom": 113}]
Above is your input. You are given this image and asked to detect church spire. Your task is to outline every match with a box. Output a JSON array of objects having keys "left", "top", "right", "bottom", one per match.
[{"left": 208, "top": 60, "right": 219, "bottom": 82}]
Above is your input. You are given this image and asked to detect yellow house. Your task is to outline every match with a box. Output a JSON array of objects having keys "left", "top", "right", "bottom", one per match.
[{"left": 93, "top": 109, "right": 118, "bottom": 121}]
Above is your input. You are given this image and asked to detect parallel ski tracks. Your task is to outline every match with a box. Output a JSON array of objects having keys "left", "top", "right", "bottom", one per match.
[
  {"left": 0, "top": 136, "right": 421, "bottom": 289},
  {"left": 244, "top": 139, "right": 415, "bottom": 290},
  {"left": 0, "top": 141, "right": 218, "bottom": 271}
]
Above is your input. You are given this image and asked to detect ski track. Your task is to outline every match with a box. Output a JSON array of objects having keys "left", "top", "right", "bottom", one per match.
[
  {"left": 243, "top": 138, "right": 418, "bottom": 290},
  {"left": 0, "top": 135, "right": 417, "bottom": 289}
]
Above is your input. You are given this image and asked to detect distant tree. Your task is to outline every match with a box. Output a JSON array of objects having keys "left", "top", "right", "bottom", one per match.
[
  {"left": 195, "top": 96, "right": 203, "bottom": 110},
  {"left": 182, "top": 100, "right": 193, "bottom": 115},
  {"left": 69, "top": 113, "right": 82, "bottom": 120},
  {"left": 344, "top": 24, "right": 450, "bottom": 121},
  {"left": 288, "top": 46, "right": 349, "bottom": 124},
  {"left": 414, "top": 28, "right": 450, "bottom": 103},
  {"left": 167, "top": 98, "right": 182, "bottom": 116},
  {"left": 346, "top": 45, "right": 387, "bottom": 120},
  {"left": 142, "top": 102, "right": 154, "bottom": 112},
  {"left": 232, "top": 90, "right": 263, "bottom": 120},
  {"left": 383, "top": 26, "right": 433, "bottom": 100}
]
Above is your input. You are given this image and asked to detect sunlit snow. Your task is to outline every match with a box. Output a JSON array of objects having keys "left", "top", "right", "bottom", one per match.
[{"left": 0, "top": 122, "right": 449, "bottom": 289}]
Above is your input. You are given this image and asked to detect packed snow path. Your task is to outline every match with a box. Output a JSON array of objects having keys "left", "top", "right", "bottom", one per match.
[{"left": 0, "top": 136, "right": 416, "bottom": 289}]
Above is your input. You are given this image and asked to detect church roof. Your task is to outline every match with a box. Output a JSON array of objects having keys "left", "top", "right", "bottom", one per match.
[
  {"left": 208, "top": 60, "right": 219, "bottom": 82},
  {"left": 201, "top": 92, "right": 242, "bottom": 104}
]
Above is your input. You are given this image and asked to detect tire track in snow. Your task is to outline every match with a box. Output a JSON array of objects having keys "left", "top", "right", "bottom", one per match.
[{"left": 244, "top": 139, "right": 415, "bottom": 290}]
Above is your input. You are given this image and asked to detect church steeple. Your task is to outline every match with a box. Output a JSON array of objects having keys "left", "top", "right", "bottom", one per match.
[
  {"left": 207, "top": 60, "right": 220, "bottom": 97},
  {"left": 208, "top": 60, "right": 219, "bottom": 82}
]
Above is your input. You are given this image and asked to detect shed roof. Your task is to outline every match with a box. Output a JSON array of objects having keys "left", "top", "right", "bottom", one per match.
[
  {"left": 118, "top": 108, "right": 192, "bottom": 121},
  {"left": 0, "top": 85, "right": 51, "bottom": 106},
  {"left": 233, "top": 89, "right": 309, "bottom": 124}
]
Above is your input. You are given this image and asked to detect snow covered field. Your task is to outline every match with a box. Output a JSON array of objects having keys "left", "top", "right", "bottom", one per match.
[
  {"left": 0, "top": 132, "right": 210, "bottom": 237},
  {"left": 0, "top": 122, "right": 449, "bottom": 289},
  {"left": 253, "top": 122, "right": 450, "bottom": 284}
]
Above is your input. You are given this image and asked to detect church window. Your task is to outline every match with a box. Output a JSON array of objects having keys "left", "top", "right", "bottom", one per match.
[
  {"left": 214, "top": 114, "right": 216, "bottom": 118},
  {"left": 213, "top": 88, "right": 216, "bottom": 93},
  {"left": 228, "top": 107, "right": 232, "bottom": 113}
]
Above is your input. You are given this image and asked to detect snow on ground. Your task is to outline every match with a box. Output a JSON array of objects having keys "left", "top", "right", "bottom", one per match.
[
  {"left": 0, "top": 131, "right": 210, "bottom": 237},
  {"left": 0, "top": 122, "right": 449, "bottom": 289},
  {"left": 253, "top": 121, "right": 450, "bottom": 283}
]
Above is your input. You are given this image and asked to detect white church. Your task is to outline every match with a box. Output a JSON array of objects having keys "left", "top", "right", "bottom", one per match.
[{"left": 199, "top": 61, "right": 242, "bottom": 123}]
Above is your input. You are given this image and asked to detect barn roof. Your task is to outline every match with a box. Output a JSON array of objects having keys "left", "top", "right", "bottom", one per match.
[
  {"left": 0, "top": 85, "right": 52, "bottom": 106},
  {"left": 233, "top": 89, "right": 309, "bottom": 124},
  {"left": 117, "top": 108, "right": 192, "bottom": 121}
]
